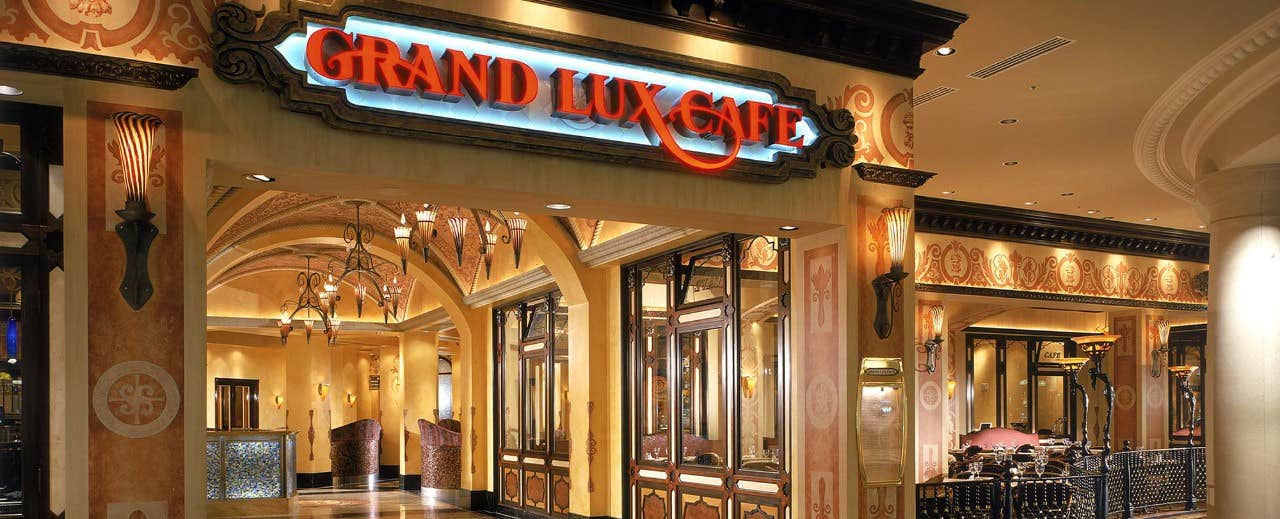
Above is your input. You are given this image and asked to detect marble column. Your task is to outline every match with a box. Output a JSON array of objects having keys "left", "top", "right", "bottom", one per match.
[{"left": 1195, "top": 163, "right": 1280, "bottom": 518}]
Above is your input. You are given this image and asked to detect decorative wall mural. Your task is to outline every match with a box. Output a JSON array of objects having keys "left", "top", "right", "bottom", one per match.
[
  {"left": 91, "top": 360, "right": 180, "bottom": 438},
  {"left": 915, "top": 236, "right": 1207, "bottom": 306},
  {"left": 0, "top": 0, "right": 212, "bottom": 65},
  {"left": 803, "top": 244, "right": 840, "bottom": 519},
  {"left": 827, "top": 85, "right": 913, "bottom": 169}
]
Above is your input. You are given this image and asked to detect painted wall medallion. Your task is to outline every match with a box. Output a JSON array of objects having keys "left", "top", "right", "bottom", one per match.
[{"left": 92, "top": 360, "right": 180, "bottom": 439}]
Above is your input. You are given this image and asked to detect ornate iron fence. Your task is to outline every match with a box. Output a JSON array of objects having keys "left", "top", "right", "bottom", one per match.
[{"left": 917, "top": 447, "right": 1206, "bottom": 518}]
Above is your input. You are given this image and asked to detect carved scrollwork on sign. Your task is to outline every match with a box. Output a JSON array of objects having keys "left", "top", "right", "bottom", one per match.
[
  {"left": 210, "top": 0, "right": 856, "bottom": 182},
  {"left": 853, "top": 163, "right": 936, "bottom": 188}
]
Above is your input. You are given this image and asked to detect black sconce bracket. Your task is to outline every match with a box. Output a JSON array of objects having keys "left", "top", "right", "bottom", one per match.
[
  {"left": 919, "top": 335, "right": 943, "bottom": 373},
  {"left": 116, "top": 199, "right": 158, "bottom": 310},
  {"left": 872, "top": 266, "right": 909, "bottom": 339}
]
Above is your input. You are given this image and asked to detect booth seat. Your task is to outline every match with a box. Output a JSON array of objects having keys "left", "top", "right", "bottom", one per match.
[
  {"left": 419, "top": 418, "right": 462, "bottom": 489},
  {"left": 330, "top": 419, "right": 382, "bottom": 488},
  {"left": 958, "top": 427, "right": 1039, "bottom": 450}
]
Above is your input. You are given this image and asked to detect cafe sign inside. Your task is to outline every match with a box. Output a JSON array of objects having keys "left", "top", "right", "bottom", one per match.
[{"left": 213, "top": 0, "right": 857, "bottom": 182}]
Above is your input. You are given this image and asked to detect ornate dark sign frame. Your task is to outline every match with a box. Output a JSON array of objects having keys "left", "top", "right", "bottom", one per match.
[{"left": 211, "top": 0, "right": 856, "bottom": 183}]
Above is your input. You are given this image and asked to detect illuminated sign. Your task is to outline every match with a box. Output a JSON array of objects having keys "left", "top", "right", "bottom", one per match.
[{"left": 213, "top": 1, "right": 855, "bottom": 182}]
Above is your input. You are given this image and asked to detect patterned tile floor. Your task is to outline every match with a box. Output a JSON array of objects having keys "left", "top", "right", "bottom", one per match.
[{"left": 214, "top": 490, "right": 486, "bottom": 518}]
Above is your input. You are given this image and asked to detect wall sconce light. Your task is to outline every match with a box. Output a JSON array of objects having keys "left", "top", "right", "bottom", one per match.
[
  {"left": 507, "top": 212, "right": 527, "bottom": 268},
  {"left": 1151, "top": 319, "right": 1171, "bottom": 378},
  {"left": 274, "top": 395, "right": 284, "bottom": 409},
  {"left": 346, "top": 393, "right": 357, "bottom": 407},
  {"left": 110, "top": 111, "right": 164, "bottom": 310},
  {"left": 919, "top": 305, "right": 944, "bottom": 373},
  {"left": 946, "top": 379, "right": 956, "bottom": 399},
  {"left": 740, "top": 375, "right": 758, "bottom": 399},
  {"left": 317, "top": 383, "right": 330, "bottom": 401},
  {"left": 1168, "top": 365, "right": 1200, "bottom": 446},
  {"left": 873, "top": 205, "right": 912, "bottom": 339},
  {"left": 1076, "top": 333, "right": 1119, "bottom": 468}
]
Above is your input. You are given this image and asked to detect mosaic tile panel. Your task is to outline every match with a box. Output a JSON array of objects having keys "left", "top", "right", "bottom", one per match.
[
  {"left": 225, "top": 440, "right": 283, "bottom": 499},
  {"left": 206, "top": 440, "right": 222, "bottom": 499}
]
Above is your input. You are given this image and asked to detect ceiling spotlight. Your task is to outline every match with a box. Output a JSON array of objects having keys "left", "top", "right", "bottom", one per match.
[
  {"left": 1198, "top": 225, "right": 1207, "bottom": 229},
  {"left": 1086, "top": 210, "right": 1101, "bottom": 214},
  {"left": 1144, "top": 217, "right": 1158, "bottom": 222},
  {"left": 936, "top": 47, "right": 956, "bottom": 56},
  {"left": 999, "top": 118, "right": 1018, "bottom": 125},
  {"left": 244, "top": 173, "right": 276, "bottom": 183},
  {"left": 940, "top": 190, "right": 956, "bottom": 195},
  {"left": 778, "top": 225, "right": 799, "bottom": 231},
  {"left": 545, "top": 203, "right": 572, "bottom": 210},
  {"left": 0, "top": 85, "right": 22, "bottom": 96},
  {"left": 1003, "top": 161, "right": 1019, "bottom": 166},
  {"left": 1024, "top": 201, "right": 1037, "bottom": 206},
  {"left": 1060, "top": 192, "right": 1074, "bottom": 197}
]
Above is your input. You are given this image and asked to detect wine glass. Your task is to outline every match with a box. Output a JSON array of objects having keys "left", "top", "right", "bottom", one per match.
[{"left": 968, "top": 461, "right": 982, "bottom": 480}]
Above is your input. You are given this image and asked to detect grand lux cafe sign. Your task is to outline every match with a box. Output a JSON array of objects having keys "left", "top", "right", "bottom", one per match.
[{"left": 212, "top": 1, "right": 856, "bottom": 182}]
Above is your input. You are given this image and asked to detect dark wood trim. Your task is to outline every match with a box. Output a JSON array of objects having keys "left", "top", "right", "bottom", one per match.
[
  {"left": 963, "top": 327, "right": 1094, "bottom": 339},
  {"left": 471, "top": 489, "right": 499, "bottom": 510},
  {"left": 916, "top": 283, "right": 1209, "bottom": 312},
  {"left": 400, "top": 474, "right": 422, "bottom": 491},
  {"left": 523, "top": 0, "right": 967, "bottom": 78},
  {"left": 210, "top": 0, "right": 856, "bottom": 184},
  {"left": 915, "top": 196, "right": 1211, "bottom": 263},
  {"left": 297, "top": 471, "right": 334, "bottom": 488},
  {"left": 0, "top": 41, "right": 197, "bottom": 90},
  {"left": 854, "top": 163, "right": 936, "bottom": 188}
]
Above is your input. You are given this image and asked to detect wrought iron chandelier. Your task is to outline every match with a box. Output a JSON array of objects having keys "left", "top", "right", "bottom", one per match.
[
  {"left": 278, "top": 255, "right": 339, "bottom": 346},
  {"left": 393, "top": 204, "right": 527, "bottom": 279}
]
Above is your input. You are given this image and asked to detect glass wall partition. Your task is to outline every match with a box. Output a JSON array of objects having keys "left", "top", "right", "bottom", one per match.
[
  {"left": 965, "top": 329, "right": 1082, "bottom": 440},
  {"left": 494, "top": 291, "right": 570, "bottom": 518},
  {"left": 623, "top": 235, "right": 789, "bottom": 519}
]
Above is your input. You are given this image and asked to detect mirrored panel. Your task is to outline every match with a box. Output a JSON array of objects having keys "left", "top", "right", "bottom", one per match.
[{"left": 678, "top": 327, "right": 726, "bottom": 468}]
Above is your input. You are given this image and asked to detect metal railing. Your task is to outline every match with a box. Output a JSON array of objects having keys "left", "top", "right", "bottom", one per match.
[{"left": 916, "top": 447, "right": 1206, "bottom": 518}]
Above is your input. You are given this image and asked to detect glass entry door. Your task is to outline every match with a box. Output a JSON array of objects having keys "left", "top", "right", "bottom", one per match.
[{"left": 0, "top": 100, "right": 61, "bottom": 517}]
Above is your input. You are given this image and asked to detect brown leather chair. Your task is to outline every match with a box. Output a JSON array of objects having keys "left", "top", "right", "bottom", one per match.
[
  {"left": 419, "top": 418, "right": 461, "bottom": 489},
  {"left": 330, "top": 419, "right": 382, "bottom": 488}
]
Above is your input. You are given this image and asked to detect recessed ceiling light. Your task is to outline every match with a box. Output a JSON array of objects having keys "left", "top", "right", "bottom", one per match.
[
  {"left": 1024, "top": 201, "right": 1037, "bottom": 206},
  {"left": 545, "top": 203, "right": 572, "bottom": 210},
  {"left": 940, "top": 190, "right": 956, "bottom": 195},
  {"left": 999, "top": 118, "right": 1018, "bottom": 125},
  {"left": 244, "top": 173, "right": 275, "bottom": 183},
  {"left": 1102, "top": 216, "right": 1115, "bottom": 220},
  {"left": 936, "top": 47, "right": 956, "bottom": 56},
  {"left": 1086, "top": 210, "right": 1101, "bottom": 214},
  {"left": 1003, "top": 161, "right": 1019, "bottom": 166},
  {"left": 1060, "top": 192, "right": 1074, "bottom": 197},
  {"left": 1143, "top": 217, "right": 1158, "bottom": 222},
  {"left": 778, "top": 225, "right": 799, "bottom": 231},
  {"left": 0, "top": 85, "right": 22, "bottom": 96},
  {"left": 1198, "top": 225, "right": 1207, "bottom": 229}
]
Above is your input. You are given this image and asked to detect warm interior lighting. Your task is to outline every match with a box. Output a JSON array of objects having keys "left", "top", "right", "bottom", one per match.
[
  {"left": 872, "top": 205, "right": 912, "bottom": 339},
  {"left": 278, "top": 311, "right": 292, "bottom": 345},
  {"left": 447, "top": 214, "right": 468, "bottom": 266},
  {"left": 274, "top": 395, "right": 284, "bottom": 409},
  {"left": 394, "top": 213, "right": 412, "bottom": 274},
  {"left": 1087, "top": 210, "right": 1101, "bottom": 214},
  {"left": 929, "top": 305, "right": 945, "bottom": 337},
  {"left": 415, "top": 204, "right": 437, "bottom": 262},
  {"left": 779, "top": 225, "right": 799, "bottom": 231},
  {"left": 940, "top": 190, "right": 956, "bottom": 195},
  {"left": 244, "top": 173, "right": 275, "bottom": 182},
  {"left": 481, "top": 219, "right": 498, "bottom": 278},
  {"left": 936, "top": 47, "right": 956, "bottom": 56},
  {"left": 1144, "top": 217, "right": 1158, "bottom": 222},
  {"left": 111, "top": 111, "right": 164, "bottom": 310},
  {"left": 920, "top": 304, "right": 945, "bottom": 373},
  {"left": 1023, "top": 201, "right": 1037, "bottom": 206},
  {"left": 946, "top": 379, "right": 957, "bottom": 399},
  {"left": 346, "top": 393, "right": 357, "bottom": 407},
  {"left": 1152, "top": 319, "right": 1171, "bottom": 378},
  {"left": 740, "top": 375, "right": 757, "bottom": 398},
  {"left": 545, "top": 202, "right": 571, "bottom": 210},
  {"left": 507, "top": 212, "right": 527, "bottom": 268},
  {"left": 317, "top": 383, "right": 330, "bottom": 400},
  {"left": 0, "top": 85, "right": 21, "bottom": 96}
]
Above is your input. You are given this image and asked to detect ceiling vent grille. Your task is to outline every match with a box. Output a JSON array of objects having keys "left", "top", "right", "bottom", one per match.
[
  {"left": 913, "top": 86, "right": 956, "bottom": 106},
  {"left": 968, "top": 36, "right": 1075, "bottom": 79}
]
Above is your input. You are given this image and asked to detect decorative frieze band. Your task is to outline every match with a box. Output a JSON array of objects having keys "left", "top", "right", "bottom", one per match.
[
  {"left": 854, "top": 163, "right": 937, "bottom": 188},
  {"left": 0, "top": 41, "right": 198, "bottom": 90}
]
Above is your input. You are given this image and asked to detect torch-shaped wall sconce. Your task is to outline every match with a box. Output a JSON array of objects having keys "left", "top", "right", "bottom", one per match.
[
  {"left": 278, "top": 311, "right": 292, "bottom": 345},
  {"left": 919, "top": 305, "right": 944, "bottom": 373},
  {"left": 946, "top": 379, "right": 956, "bottom": 399},
  {"left": 740, "top": 375, "right": 758, "bottom": 399},
  {"left": 1151, "top": 319, "right": 1171, "bottom": 378},
  {"left": 873, "top": 205, "right": 912, "bottom": 340},
  {"left": 111, "top": 112, "right": 163, "bottom": 310},
  {"left": 1168, "top": 365, "right": 1200, "bottom": 446},
  {"left": 317, "top": 383, "right": 330, "bottom": 401},
  {"left": 346, "top": 393, "right": 357, "bottom": 407},
  {"left": 274, "top": 395, "right": 284, "bottom": 409}
]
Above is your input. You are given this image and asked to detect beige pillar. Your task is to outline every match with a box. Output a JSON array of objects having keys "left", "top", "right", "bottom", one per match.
[
  {"left": 401, "top": 331, "right": 440, "bottom": 482},
  {"left": 1196, "top": 164, "right": 1280, "bottom": 518},
  {"left": 379, "top": 344, "right": 404, "bottom": 471},
  {"left": 567, "top": 270, "right": 611, "bottom": 517},
  {"left": 285, "top": 335, "right": 334, "bottom": 475}
]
